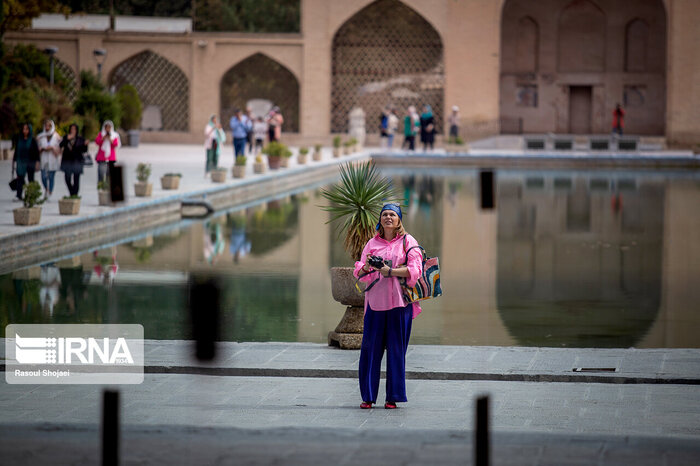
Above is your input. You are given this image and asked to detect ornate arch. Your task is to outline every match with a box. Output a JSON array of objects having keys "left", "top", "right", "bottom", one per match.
[
  {"left": 109, "top": 50, "right": 190, "bottom": 131},
  {"left": 220, "top": 53, "right": 300, "bottom": 132},
  {"left": 331, "top": 0, "right": 444, "bottom": 134}
]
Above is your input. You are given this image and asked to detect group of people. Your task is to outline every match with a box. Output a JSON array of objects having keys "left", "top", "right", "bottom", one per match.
[
  {"left": 380, "top": 104, "right": 460, "bottom": 151},
  {"left": 204, "top": 106, "right": 284, "bottom": 177},
  {"left": 11, "top": 119, "right": 121, "bottom": 201}
]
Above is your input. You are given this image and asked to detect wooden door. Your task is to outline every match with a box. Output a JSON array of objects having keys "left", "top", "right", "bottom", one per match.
[{"left": 569, "top": 86, "right": 592, "bottom": 134}]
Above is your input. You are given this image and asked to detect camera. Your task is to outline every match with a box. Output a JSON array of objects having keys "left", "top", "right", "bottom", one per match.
[{"left": 368, "top": 255, "right": 390, "bottom": 270}]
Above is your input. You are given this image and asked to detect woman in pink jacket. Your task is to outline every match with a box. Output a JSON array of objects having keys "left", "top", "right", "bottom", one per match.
[
  {"left": 353, "top": 203, "right": 423, "bottom": 409},
  {"left": 95, "top": 120, "right": 121, "bottom": 184}
]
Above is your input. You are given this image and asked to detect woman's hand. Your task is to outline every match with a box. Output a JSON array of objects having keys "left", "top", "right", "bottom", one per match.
[{"left": 379, "top": 265, "right": 392, "bottom": 277}]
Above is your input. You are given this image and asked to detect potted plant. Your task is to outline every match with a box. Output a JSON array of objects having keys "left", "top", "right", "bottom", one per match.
[
  {"left": 279, "top": 146, "right": 293, "bottom": 168},
  {"left": 134, "top": 163, "right": 152, "bottom": 196},
  {"left": 117, "top": 84, "right": 143, "bottom": 147},
  {"left": 211, "top": 167, "right": 227, "bottom": 183},
  {"left": 233, "top": 155, "right": 247, "bottom": 178},
  {"left": 319, "top": 161, "right": 399, "bottom": 349},
  {"left": 161, "top": 173, "right": 181, "bottom": 190},
  {"left": 59, "top": 194, "right": 81, "bottom": 215},
  {"left": 13, "top": 181, "right": 45, "bottom": 226},
  {"left": 298, "top": 147, "right": 309, "bottom": 165},
  {"left": 349, "top": 137, "right": 358, "bottom": 152},
  {"left": 343, "top": 140, "right": 352, "bottom": 155},
  {"left": 97, "top": 180, "right": 111, "bottom": 205},
  {"left": 253, "top": 154, "right": 266, "bottom": 174},
  {"left": 332, "top": 136, "right": 342, "bottom": 158},
  {"left": 263, "top": 141, "right": 290, "bottom": 170},
  {"left": 313, "top": 143, "right": 323, "bottom": 162}
]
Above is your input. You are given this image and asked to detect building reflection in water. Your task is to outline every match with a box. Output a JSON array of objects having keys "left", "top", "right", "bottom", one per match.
[{"left": 1, "top": 171, "right": 699, "bottom": 348}]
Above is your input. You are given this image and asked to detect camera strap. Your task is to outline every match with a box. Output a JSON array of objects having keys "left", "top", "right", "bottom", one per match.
[{"left": 355, "top": 270, "right": 380, "bottom": 295}]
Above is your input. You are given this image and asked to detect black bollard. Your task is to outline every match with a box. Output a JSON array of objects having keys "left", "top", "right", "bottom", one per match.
[
  {"left": 102, "top": 389, "right": 120, "bottom": 466},
  {"left": 475, "top": 395, "right": 490, "bottom": 466},
  {"left": 108, "top": 164, "right": 125, "bottom": 202},
  {"left": 189, "top": 275, "right": 220, "bottom": 361},
  {"left": 479, "top": 170, "right": 495, "bottom": 210}
]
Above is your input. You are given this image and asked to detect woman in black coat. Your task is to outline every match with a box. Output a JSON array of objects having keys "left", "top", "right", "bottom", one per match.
[
  {"left": 419, "top": 105, "right": 435, "bottom": 151},
  {"left": 60, "top": 123, "right": 87, "bottom": 196},
  {"left": 11, "top": 123, "right": 40, "bottom": 200}
]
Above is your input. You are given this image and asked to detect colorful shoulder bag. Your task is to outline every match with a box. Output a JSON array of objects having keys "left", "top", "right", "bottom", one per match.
[{"left": 400, "top": 236, "right": 442, "bottom": 303}]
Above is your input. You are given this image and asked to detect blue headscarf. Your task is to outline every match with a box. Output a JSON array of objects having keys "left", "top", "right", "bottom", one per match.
[
  {"left": 421, "top": 105, "right": 433, "bottom": 119},
  {"left": 376, "top": 203, "right": 402, "bottom": 230}
]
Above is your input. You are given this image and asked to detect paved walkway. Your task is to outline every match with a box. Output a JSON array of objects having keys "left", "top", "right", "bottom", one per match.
[{"left": 1, "top": 342, "right": 699, "bottom": 464}]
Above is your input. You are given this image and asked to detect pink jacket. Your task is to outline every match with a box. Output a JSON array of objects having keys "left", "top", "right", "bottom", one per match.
[
  {"left": 95, "top": 133, "right": 119, "bottom": 162},
  {"left": 354, "top": 233, "right": 423, "bottom": 319}
]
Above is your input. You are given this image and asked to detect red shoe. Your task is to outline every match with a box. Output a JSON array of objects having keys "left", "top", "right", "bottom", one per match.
[
  {"left": 360, "top": 402, "right": 373, "bottom": 409},
  {"left": 384, "top": 402, "right": 397, "bottom": 409}
]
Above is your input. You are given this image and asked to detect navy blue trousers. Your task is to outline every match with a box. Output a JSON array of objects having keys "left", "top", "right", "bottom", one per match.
[{"left": 359, "top": 304, "right": 413, "bottom": 403}]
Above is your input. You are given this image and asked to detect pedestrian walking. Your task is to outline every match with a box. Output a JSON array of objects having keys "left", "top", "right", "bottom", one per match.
[
  {"left": 95, "top": 120, "right": 121, "bottom": 185},
  {"left": 253, "top": 116, "right": 268, "bottom": 154},
  {"left": 420, "top": 105, "right": 435, "bottom": 151},
  {"left": 448, "top": 105, "right": 460, "bottom": 141},
  {"left": 11, "top": 123, "right": 40, "bottom": 201},
  {"left": 402, "top": 106, "right": 418, "bottom": 151},
  {"left": 387, "top": 108, "right": 399, "bottom": 149},
  {"left": 245, "top": 106, "right": 255, "bottom": 154},
  {"left": 379, "top": 108, "right": 389, "bottom": 145},
  {"left": 229, "top": 108, "right": 252, "bottom": 159},
  {"left": 612, "top": 103, "right": 625, "bottom": 136},
  {"left": 266, "top": 106, "right": 284, "bottom": 142},
  {"left": 354, "top": 203, "right": 423, "bottom": 409},
  {"left": 36, "top": 119, "right": 61, "bottom": 199},
  {"left": 204, "top": 114, "right": 226, "bottom": 176},
  {"left": 59, "top": 123, "right": 87, "bottom": 196}
]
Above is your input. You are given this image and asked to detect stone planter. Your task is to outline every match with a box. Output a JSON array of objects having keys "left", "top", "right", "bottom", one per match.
[
  {"left": 298, "top": 154, "right": 308, "bottom": 165},
  {"left": 344, "top": 146, "right": 352, "bottom": 155},
  {"left": 268, "top": 155, "right": 281, "bottom": 170},
  {"left": 160, "top": 175, "right": 180, "bottom": 190},
  {"left": 280, "top": 157, "right": 290, "bottom": 168},
  {"left": 58, "top": 198, "right": 81, "bottom": 215},
  {"left": 134, "top": 182, "right": 153, "bottom": 197},
  {"left": 313, "top": 151, "right": 322, "bottom": 162},
  {"left": 211, "top": 170, "right": 227, "bottom": 183},
  {"left": 13, "top": 207, "right": 42, "bottom": 226},
  {"left": 253, "top": 162, "right": 266, "bottom": 174},
  {"left": 232, "top": 165, "right": 246, "bottom": 178},
  {"left": 333, "top": 147, "right": 341, "bottom": 158},
  {"left": 328, "top": 267, "right": 366, "bottom": 349},
  {"left": 98, "top": 190, "right": 111, "bottom": 206}
]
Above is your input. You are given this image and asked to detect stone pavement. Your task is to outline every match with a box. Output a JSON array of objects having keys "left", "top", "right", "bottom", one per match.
[{"left": 1, "top": 342, "right": 700, "bottom": 465}]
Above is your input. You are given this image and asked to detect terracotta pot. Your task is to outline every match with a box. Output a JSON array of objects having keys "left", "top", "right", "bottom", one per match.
[
  {"left": 253, "top": 162, "right": 266, "bottom": 174},
  {"left": 298, "top": 154, "right": 308, "bottom": 165},
  {"left": 268, "top": 155, "right": 281, "bottom": 169},
  {"left": 280, "top": 157, "right": 290, "bottom": 168},
  {"left": 98, "top": 190, "right": 111, "bottom": 206},
  {"left": 58, "top": 198, "right": 81, "bottom": 215},
  {"left": 13, "top": 207, "right": 42, "bottom": 226},
  {"left": 211, "top": 170, "right": 227, "bottom": 183},
  {"left": 160, "top": 175, "right": 180, "bottom": 190},
  {"left": 134, "top": 182, "right": 153, "bottom": 196},
  {"left": 232, "top": 165, "right": 246, "bottom": 178},
  {"left": 313, "top": 151, "right": 322, "bottom": 161}
]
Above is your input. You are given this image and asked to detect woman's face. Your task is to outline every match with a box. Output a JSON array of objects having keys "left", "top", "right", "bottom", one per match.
[
  {"left": 69, "top": 125, "right": 77, "bottom": 137},
  {"left": 381, "top": 210, "right": 400, "bottom": 229},
  {"left": 212, "top": 116, "right": 217, "bottom": 125},
  {"left": 105, "top": 123, "right": 112, "bottom": 133},
  {"left": 44, "top": 121, "right": 51, "bottom": 132},
  {"left": 22, "top": 125, "right": 29, "bottom": 137}
]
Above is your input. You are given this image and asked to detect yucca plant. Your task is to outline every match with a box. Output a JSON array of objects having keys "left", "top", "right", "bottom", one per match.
[{"left": 320, "top": 161, "right": 400, "bottom": 261}]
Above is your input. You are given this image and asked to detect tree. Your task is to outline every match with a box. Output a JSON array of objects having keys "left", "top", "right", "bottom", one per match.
[
  {"left": 0, "top": 0, "right": 70, "bottom": 38},
  {"left": 117, "top": 84, "right": 142, "bottom": 130}
]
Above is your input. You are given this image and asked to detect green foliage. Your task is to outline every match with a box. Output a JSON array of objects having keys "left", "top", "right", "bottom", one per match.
[
  {"left": 79, "top": 70, "right": 104, "bottom": 92},
  {"left": 320, "top": 161, "right": 400, "bottom": 261},
  {"left": 299, "top": 147, "right": 308, "bottom": 155},
  {"left": 349, "top": 137, "right": 358, "bottom": 145},
  {"left": 314, "top": 144, "right": 322, "bottom": 152},
  {"left": 78, "top": 109, "right": 100, "bottom": 140},
  {"left": 1, "top": 0, "right": 70, "bottom": 37},
  {"left": 32, "top": 80, "right": 73, "bottom": 127},
  {"left": 194, "top": 0, "right": 299, "bottom": 33},
  {"left": 22, "top": 181, "right": 45, "bottom": 208},
  {"left": 116, "top": 84, "right": 142, "bottom": 131},
  {"left": 74, "top": 88, "right": 121, "bottom": 128},
  {"left": 135, "top": 163, "right": 151, "bottom": 182},
  {"left": 97, "top": 179, "right": 109, "bottom": 191},
  {"left": 235, "top": 155, "right": 247, "bottom": 166},
  {"left": 163, "top": 172, "right": 182, "bottom": 177},
  {"left": 262, "top": 141, "right": 290, "bottom": 158},
  {"left": 0, "top": 44, "right": 70, "bottom": 94},
  {"left": 449, "top": 135, "right": 465, "bottom": 145},
  {"left": 6, "top": 87, "right": 42, "bottom": 130},
  {"left": 332, "top": 136, "right": 341, "bottom": 148},
  {"left": 62, "top": 194, "right": 81, "bottom": 199}
]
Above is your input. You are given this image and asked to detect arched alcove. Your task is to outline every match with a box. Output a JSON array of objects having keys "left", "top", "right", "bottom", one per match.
[
  {"left": 558, "top": 0, "right": 606, "bottom": 72},
  {"left": 625, "top": 18, "right": 650, "bottom": 71},
  {"left": 220, "top": 53, "right": 300, "bottom": 132},
  {"left": 515, "top": 17, "right": 539, "bottom": 73},
  {"left": 109, "top": 50, "right": 190, "bottom": 131},
  {"left": 331, "top": 0, "right": 444, "bottom": 134}
]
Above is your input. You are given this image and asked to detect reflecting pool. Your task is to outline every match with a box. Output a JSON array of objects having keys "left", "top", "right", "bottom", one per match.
[{"left": 2, "top": 167, "right": 699, "bottom": 348}]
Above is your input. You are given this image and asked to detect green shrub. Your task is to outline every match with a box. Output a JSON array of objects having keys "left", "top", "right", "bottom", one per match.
[
  {"left": 97, "top": 180, "right": 110, "bottom": 191},
  {"left": 163, "top": 173, "right": 182, "bottom": 177},
  {"left": 136, "top": 163, "right": 151, "bottom": 182},
  {"left": 22, "top": 181, "right": 45, "bottom": 208},
  {"left": 74, "top": 88, "right": 121, "bottom": 128},
  {"left": 314, "top": 144, "right": 322, "bottom": 153},
  {"left": 62, "top": 194, "right": 81, "bottom": 200},
  {"left": 1, "top": 44, "right": 70, "bottom": 95},
  {"left": 332, "top": 136, "right": 341, "bottom": 148},
  {"left": 7, "top": 87, "right": 42, "bottom": 130},
  {"left": 299, "top": 147, "right": 308, "bottom": 155},
  {"left": 235, "top": 155, "right": 247, "bottom": 166},
  {"left": 79, "top": 70, "right": 105, "bottom": 92},
  {"left": 262, "top": 141, "right": 290, "bottom": 158},
  {"left": 117, "top": 84, "right": 142, "bottom": 131},
  {"left": 33, "top": 81, "right": 73, "bottom": 127}
]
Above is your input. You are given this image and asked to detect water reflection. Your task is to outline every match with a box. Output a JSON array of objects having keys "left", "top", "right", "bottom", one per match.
[{"left": 1, "top": 169, "right": 699, "bottom": 348}]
